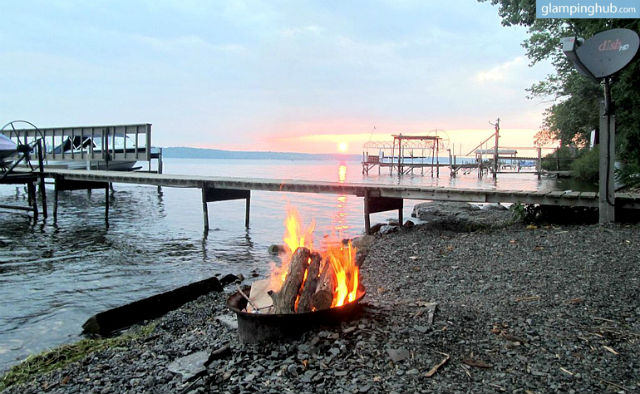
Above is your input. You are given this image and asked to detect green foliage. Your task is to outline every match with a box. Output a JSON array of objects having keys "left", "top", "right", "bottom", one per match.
[
  {"left": 541, "top": 73, "right": 601, "bottom": 146},
  {"left": 541, "top": 146, "right": 577, "bottom": 171},
  {"left": 0, "top": 323, "right": 156, "bottom": 391},
  {"left": 510, "top": 202, "right": 526, "bottom": 221},
  {"left": 480, "top": 1, "right": 640, "bottom": 184},
  {"left": 570, "top": 147, "right": 599, "bottom": 183},
  {"left": 510, "top": 202, "right": 598, "bottom": 224},
  {"left": 510, "top": 202, "right": 538, "bottom": 223},
  {"left": 617, "top": 160, "right": 640, "bottom": 188}
]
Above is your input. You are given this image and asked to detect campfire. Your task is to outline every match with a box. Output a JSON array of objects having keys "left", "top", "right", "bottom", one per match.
[{"left": 242, "top": 207, "right": 363, "bottom": 314}]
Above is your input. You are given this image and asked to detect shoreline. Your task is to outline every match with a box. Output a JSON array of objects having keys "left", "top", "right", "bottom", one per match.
[{"left": 2, "top": 220, "right": 639, "bottom": 393}]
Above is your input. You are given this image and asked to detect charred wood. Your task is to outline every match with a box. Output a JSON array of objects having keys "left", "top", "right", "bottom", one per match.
[
  {"left": 269, "top": 247, "right": 310, "bottom": 314},
  {"left": 297, "top": 252, "right": 322, "bottom": 313}
]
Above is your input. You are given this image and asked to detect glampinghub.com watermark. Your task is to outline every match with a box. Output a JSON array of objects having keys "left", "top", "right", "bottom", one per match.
[{"left": 537, "top": 0, "right": 640, "bottom": 18}]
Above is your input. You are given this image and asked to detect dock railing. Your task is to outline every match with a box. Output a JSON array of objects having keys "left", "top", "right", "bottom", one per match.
[{"left": 1, "top": 123, "right": 153, "bottom": 163}]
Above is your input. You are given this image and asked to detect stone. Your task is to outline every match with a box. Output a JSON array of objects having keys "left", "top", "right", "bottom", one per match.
[
  {"left": 334, "top": 370, "right": 348, "bottom": 377},
  {"left": 413, "top": 201, "right": 480, "bottom": 220},
  {"left": 411, "top": 201, "right": 512, "bottom": 231},
  {"left": 214, "top": 314, "right": 238, "bottom": 330},
  {"left": 300, "top": 371, "right": 316, "bottom": 383},
  {"left": 297, "top": 344, "right": 311, "bottom": 353},
  {"left": 481, "top": 203, "right": 507, "bottom": 211},
  {"left": 286, "top": 364, "right": 299, "bottom": 377},
  {"left": 167, "top": 350, "right": 210, "bottom": 381},
  {"left": 268, "top": 244, "right": 286, "bottom": 255},
  {"left": 379, "top": 225, "right": 399, "bottom": 235},
  {"left": 351, "top": 235, "right": 375, "bottom": 250},
  {"left": 387, "top": 348, "right": 410, "bottom": 363},
  {"left": 369, "top": 223, "right": 384, "bottom": 234}
]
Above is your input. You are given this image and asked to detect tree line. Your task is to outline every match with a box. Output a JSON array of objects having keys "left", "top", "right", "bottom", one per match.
[{"left": 481, "top": 0, "right": 639, "bottom": 184}]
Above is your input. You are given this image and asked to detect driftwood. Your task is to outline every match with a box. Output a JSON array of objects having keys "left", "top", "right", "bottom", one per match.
[
  {"left": 297, "top": 252, "right": 322, "bottom": 313},
  {"left": 311, "top": 258, "right": 337, "bottom": 310},
  {"left": 82, "top": 276, "right": 223, "bottom": 336},
  {"left": 269, "top": 247, "right": 311, "bottom": 313}
]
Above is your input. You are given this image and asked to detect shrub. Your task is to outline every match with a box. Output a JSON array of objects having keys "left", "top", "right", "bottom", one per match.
[
  {"left": 570, "top": 146, "right": 599, "bottom": 183},
  {"left": 541, "top": 146, "right": 577, "bottom": 171},
  {"left": 617, "top": 161, "right": 640, "bottom": 188}
]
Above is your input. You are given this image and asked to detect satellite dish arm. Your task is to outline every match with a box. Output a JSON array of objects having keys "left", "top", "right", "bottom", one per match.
[{"left": 561, "top": 36, "right": 598, "bottom": 82}]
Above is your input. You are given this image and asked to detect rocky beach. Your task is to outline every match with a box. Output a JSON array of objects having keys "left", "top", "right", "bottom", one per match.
[{"left": 2, "top": 203, "right": 639, "bottom": 393}]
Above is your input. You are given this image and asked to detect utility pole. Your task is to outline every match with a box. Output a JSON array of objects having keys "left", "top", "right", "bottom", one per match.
[
  {"left": 599, "top": 78, "right": 616, "bottom": 223},
  {"left": 490, "top": 118, "right": 500, "bottom": 180}
]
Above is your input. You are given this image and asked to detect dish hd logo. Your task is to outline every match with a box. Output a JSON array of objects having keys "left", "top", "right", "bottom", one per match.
[
  {"left": 537, "top": 0, "right": 640, "bottom": 18},
  {"left": 599, "top": 39, "right": 632, "bottom": 52}
]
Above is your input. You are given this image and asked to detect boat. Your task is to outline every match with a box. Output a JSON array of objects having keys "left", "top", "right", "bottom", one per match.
[
  {"left": 47, "top": 134, "right": 139, "bottom": 171},
  {"left": 1, "top": 121, "right": 156, "bottom": 172},
  {"left": 0, "top": 134, "right": 17, "bottom": 166}
]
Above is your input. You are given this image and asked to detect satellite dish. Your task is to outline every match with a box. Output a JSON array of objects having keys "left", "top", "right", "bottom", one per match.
[{"left": 575, "top": 28, "right": 640, "bottom": 79}]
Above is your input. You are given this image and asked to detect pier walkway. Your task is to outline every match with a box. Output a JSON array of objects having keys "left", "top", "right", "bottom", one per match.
[{"left": 28, "top": 168, "right": 640, "bottom": 233}]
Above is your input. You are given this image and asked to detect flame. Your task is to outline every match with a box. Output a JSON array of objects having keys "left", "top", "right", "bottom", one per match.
[
  {"left": 283, "top": 207, "right": 315, "bottom": 254},
  {"left": 325, "top": 240, "right": 359, "bottom": 307},
  {"left": 270, "top": 207, "right": 360, "bottom": 310},
  {"left": 268, "top": 207, "right": 316, "bottom": 290}
]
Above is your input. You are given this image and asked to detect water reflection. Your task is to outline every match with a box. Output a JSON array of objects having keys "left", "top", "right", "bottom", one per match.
[
  {"left": 333, "top": 164, "right": 350, "bottom": 234},
  {"left": 338, "top": 164, "right": 347, "bottom": 183}
]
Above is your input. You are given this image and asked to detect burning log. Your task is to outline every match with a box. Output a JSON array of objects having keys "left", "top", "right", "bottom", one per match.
[
  {"left": 311, "top": 258, "right": 337, "bottom": 311},
  {"left": 297, "top": 252, "right": 322, "bottom": 313},
  {"left": 311, "top": 290, "right": 333, "bottom": 311},
  {"left": 269, "top": 247, "right": 311, "bottom": 314}
]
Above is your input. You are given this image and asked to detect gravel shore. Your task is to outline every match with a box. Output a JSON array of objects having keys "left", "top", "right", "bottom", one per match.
[{"left": 3, "top": 220, "right": 639, "bottom": 393}]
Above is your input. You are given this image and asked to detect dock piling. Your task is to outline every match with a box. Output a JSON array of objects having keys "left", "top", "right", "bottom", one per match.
[
  {"left": 201, "top": 185, "right": 251, "bottom": 232},
  {"left": 105, "top": 184, "right": 110, "bottom": 228},
  {"left": 364, "top": 192, "right": 403, "bottom": 234},
  {"left": 37, "top": 139, "right": 47, "bottom": 218},
  {"left": 202, "top": 187, "right": 209, "bottom": 232},
  {"left": 245, "top": 193, "right": 251, "bottom": 228},
  {"left": 157, "top": 148, "right": 163, "bottom": 194}
]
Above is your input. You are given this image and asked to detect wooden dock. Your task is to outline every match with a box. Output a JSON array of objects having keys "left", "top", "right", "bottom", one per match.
[{"left": 25, "top": 168, "right": 640, "bottom": 233}]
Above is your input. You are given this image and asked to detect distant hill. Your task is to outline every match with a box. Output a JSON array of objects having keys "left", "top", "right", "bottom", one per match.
[{"left": 161, "top": 147, "right": 359, "bottom": 161}]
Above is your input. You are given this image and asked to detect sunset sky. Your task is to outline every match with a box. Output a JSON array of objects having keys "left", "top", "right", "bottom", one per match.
[{"left": 1, "top": 1, "right": 556, "bottom": 154}]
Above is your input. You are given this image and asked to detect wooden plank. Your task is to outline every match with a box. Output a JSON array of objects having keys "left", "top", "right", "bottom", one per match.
[
  {"left": 564, "top": 191, "right": 581, "bottom": 199},
  {"left": 56, "top": 177, "right": 109, "bottom": 191},
  {"left": 0, "top": 203, "right": 35, "bottom": 212},
  {"left": 366, "top": 196, "right": 403, "bottom": 214},
  {"left": 547, "top": 190, "right": 567, "bottom": 198},
  {"left": 615, "top": 192, "right": 635, "bottom": 199},
  {"left": 203, "top": 186, "right": 250, "bottom": 202},
  {"left": 14, "top": 168, "right": 640, "bottom": 210}
]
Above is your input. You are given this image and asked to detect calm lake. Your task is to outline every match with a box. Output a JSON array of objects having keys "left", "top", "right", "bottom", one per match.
[{"left": 0, "top": 158, "right": 589, "bottom": 371}]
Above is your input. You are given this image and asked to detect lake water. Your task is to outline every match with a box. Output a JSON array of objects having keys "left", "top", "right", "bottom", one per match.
[{"left": 0, "top": 158, "right": 589, "bottom": 371}]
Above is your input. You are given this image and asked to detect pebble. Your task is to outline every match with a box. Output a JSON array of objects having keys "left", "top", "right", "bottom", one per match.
[
  {"left": 4, "top": 222, "right": 640, "bottom": 394},
  {"left": 387, "top": 348, "right": 410, "bottom": 363}
]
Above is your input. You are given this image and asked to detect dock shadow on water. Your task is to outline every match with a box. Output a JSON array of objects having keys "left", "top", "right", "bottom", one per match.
[{"left": 0, "top": 158, "right": 573, "bottom": 372}]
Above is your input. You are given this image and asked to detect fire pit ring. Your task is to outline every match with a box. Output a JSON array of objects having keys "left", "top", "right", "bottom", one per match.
[{"left": 227, "top": 285, "right": 366, "bottom": 343}]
